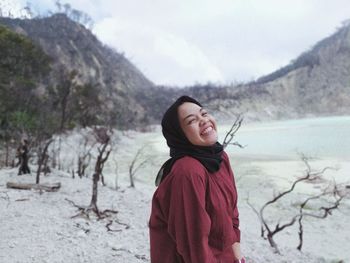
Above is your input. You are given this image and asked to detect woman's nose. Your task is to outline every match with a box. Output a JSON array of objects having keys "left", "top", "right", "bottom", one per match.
[{"left": 199, "top": 115, "right": 209, "bottom": 126}]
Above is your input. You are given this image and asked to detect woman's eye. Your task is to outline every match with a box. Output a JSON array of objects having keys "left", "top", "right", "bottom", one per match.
[
  {"left": 188, "top": 119, "right": 195, "bottom": 125},
  {"left": 202, "top": 112, "right": 208, "bottom": 116}
]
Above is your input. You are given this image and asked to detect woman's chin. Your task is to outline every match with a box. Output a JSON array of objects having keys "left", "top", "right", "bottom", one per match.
[{"left": 200, "top": 135, "right": 218, "bottom": 146}]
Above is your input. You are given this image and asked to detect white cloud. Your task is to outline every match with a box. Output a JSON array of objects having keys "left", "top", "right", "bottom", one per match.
[
  {"left": 153, "top": 33, "right": 224, "bottom": 84},
  {"left": 4, "top": 0, "right": 350, "bottom": 86},
  {"left": 94, "top": 16, "right": 223, "bottom": 86}
]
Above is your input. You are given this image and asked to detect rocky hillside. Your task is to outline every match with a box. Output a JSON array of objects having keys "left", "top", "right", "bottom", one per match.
[
  {"left": 195, "top": 22, "right": 350, "bottom": 122},
  {"left": 0, "top": 14, "right": 157, "bottom": 128}
]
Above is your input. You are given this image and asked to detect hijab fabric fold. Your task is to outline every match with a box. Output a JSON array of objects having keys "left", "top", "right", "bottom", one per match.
[{"left": 155, "top": 96, "right": 223, "bottom": 186}]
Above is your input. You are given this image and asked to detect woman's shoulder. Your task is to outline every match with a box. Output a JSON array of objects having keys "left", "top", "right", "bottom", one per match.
[
  {"left": 170, "top": 156, "right": 207, "bottom": 181},
  {"left": 172, "top": 156, "right": 205, "bottom": 172},
  {"left": 221, "top": 151, "right": 231, "bottom": 165}
]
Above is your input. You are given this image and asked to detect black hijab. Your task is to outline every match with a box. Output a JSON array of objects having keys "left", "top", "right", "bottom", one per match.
[{"left": 155, "top": 96, "right": 223, "bottom": 186}]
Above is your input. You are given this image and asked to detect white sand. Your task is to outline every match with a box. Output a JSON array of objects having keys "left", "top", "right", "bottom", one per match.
[
  {"left": 1, "top": 126, "right": 350, "bottom": 263},
  {"left": 231, "top": 156, "right": 350, "bottom": 263}
]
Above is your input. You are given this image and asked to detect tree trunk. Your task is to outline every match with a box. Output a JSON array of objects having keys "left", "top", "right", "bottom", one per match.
[
  {"left": 101, "top": 174, "right": 105, "bottom": 186},
  {"left": 36, "top": 151, "right": 42, "bottom": 184},
  {"left": 129, "top": 172, "right": 135, "bottom": 188},
  {"left": 90, "top": 172, "right": 99, "bottom": 208},
  {"left": 5, "top": 140, "right": 9, "bottom": 167},
  {"left": 36, "top": 139, "right": 53, "bottom": 184},
  {"left": 60, "top": 98, "right": 68, "bottom": 131},
  {"left": 18, "top": 144, "right": 31, "bottom": 176},
  {"left": 58, "top": 136, "right": 62, "bottom": 170},
  {"left": 87, "top": 129, "right": 111, "bottom": 217},
  {"left": 267, "top": 233, "right": 280, "bottom": 253},
  {"left": 297, "top": 215, "right": 304, "bottom": 250}
]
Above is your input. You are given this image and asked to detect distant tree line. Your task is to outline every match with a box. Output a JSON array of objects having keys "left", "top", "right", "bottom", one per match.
[
  {"left": 0, "top": 0, "right": 94, "bottom": 30},
  {"left": 52, "top": 0, "right": 94, "bottom": 29}
]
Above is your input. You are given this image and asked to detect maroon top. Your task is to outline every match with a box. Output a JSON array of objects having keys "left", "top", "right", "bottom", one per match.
[{"left": 149, "top": 152, "right": 240, "bottom": 263}]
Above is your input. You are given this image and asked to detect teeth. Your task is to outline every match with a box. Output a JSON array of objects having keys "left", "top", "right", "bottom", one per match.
[{"left": 201, "top": 126, "right": 213, "bottom": 135}]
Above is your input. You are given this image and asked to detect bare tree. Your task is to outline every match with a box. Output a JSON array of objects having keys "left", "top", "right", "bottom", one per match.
[
  {"left": 89, "top": 131, "right": 111, "bottom": 214},
  {"left": 22, "top": 3, "right": 34, "bottom": 18},
  {"left": 247, "top": 154, "right": 348, "bottom": 254},
  {"left": 7, "top": 136, "right": 61, "bottom": 192},
  {"left": 53, "top": 1, "right": 94, "bottom": 29},
  {"left": 17, "top": 139, "right": 31, "bottom": 175},
  {"left": 55, "top": 0, "right": 62, "bottom": 12},
  {"left": 76, "top": 134, "right": 95, "bottom": 178},
  {"left": 66, "top": 127, "right": 118, "bottom": 220},
  {"left": 63, "top": 3, "right": 71, "bottom": 15},
  {"left": 111, "top": 154, "right": 119, "bottom": 189},
  {"left": 222, "top": 115, "right": 244, "bottom": 149},
  {"left": 35, "top": 138, "right": 53, "bottom": 184},
  {"left": 129, "top": 144, "right": 152, "bottom": 188},
  {"left": 77, "top": 153, "right": 90, "bottom": 178},
  {"left": 57, "top": 70, "right": 78, "bottom": 131}
]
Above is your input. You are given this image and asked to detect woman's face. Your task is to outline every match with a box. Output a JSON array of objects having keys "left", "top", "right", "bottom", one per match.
[{"left": 178, "top": 102, "right": 218, "bottom": 146}]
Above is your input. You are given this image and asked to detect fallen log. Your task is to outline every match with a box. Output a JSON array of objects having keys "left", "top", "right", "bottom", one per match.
[{"left": 6, "top": 182, "right": 61, "bottom": 192}]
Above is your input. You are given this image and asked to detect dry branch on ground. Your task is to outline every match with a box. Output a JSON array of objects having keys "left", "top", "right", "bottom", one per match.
[
  {"left": 6, "top": 182, "right": 61, "bottom": 192},
  {"left": 247, "top": 154, "right": 348, "bottom": 253}
]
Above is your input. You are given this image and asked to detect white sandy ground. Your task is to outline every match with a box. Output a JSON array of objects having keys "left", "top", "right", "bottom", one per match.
[{"left": 1, "top": 128, "right": 350, "bottom": 263}]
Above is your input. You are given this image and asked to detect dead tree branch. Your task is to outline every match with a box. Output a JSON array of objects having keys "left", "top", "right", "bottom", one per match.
[
  {"left": 251, "top": 154, "right": 347, "bottom": 253},
  {"left": 129, "top": 144, "right": 152, "bottom": 188},
  {"left": 106, "top": 220, "right": 122, "bottom": 232},
  {"left": 222, "top": 115, "right": 244, "bottom": 149},
  {"left": 106, "top": 218, "right": 130, "bottom": 232},
  {"left": 77, "top": 136, "right": 96, "bottom": 178}
]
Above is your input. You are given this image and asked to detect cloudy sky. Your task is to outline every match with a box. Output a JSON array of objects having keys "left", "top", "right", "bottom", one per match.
[{"left": 3, "top": 0, "right": 350, "bottom": 86}]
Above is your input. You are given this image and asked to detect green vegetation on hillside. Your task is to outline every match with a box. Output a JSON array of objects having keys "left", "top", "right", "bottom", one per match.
[
  {"left": 0, "top": 24, "right": 52, "bottom": 141},
  {"left": 0, "top": 24, "right": 104, "bottom": 143}
]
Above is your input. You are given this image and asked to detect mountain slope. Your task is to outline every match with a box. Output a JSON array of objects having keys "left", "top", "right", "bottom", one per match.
[
  {"left": 187, "top": 23, "right": 350, "bottom": 122},
  {"left": 0, "top": 14, "right": 156, "bottom": 128}
]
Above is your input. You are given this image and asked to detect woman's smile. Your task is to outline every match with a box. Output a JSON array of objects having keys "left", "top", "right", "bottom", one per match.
[{"left": 201, "top": 125, "right": 214, "bottom": 136}]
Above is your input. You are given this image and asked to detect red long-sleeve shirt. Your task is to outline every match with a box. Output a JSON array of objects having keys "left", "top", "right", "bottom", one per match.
[{"left": 149, "top": 151, "right": 240, "bottom": 263}]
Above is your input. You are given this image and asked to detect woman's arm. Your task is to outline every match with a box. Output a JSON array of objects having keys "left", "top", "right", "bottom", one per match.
[
  {"left": 167, "top": 163, "right": 216, "bottom": 263},
  {"left": 225, "top": 152, "right": 243, "bottom": 261}
]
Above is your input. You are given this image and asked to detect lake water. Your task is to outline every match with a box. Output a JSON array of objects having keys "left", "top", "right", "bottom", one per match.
[
  {"left": 137, "top": 115, "right": 350, "bottom": 184},
  {"left": 220, "top": 116, "right": 350, "bottom": 160}
]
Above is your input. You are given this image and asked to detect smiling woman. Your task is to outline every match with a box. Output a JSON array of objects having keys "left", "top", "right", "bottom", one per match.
[
  {"left": 178, "top": 102, "right": 218, "bottom": 146},
  {"left": 149, "top": 96, "right": 245, "bottom": 263}
]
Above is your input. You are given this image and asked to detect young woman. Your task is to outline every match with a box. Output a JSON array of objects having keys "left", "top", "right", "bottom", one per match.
[{"left": 149, "top": 96, "right": 244, "bottom": 263}]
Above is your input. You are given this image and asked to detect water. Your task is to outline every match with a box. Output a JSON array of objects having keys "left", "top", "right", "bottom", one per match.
[{"left": 220, "top": 116, "right": 350, "bottom": 160}]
